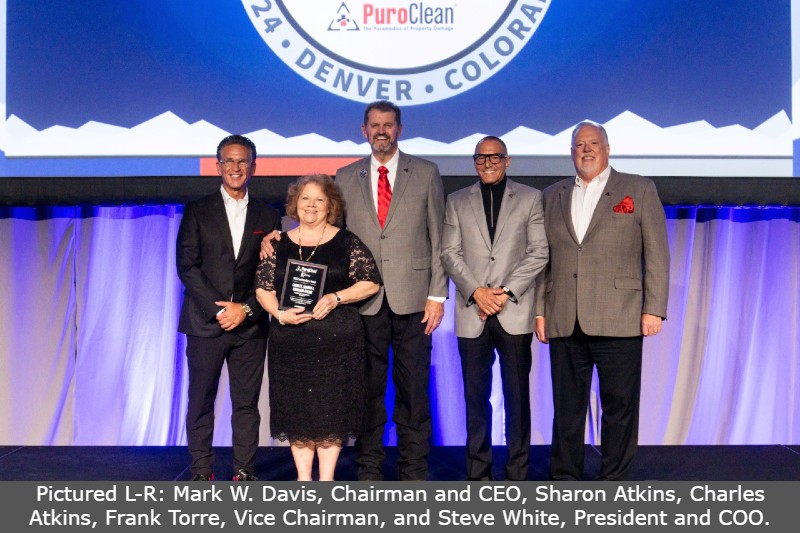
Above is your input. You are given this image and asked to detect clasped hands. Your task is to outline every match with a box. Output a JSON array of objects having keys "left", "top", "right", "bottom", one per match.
[
  {"left": 472, "top": 286, "right": 509, "bottom": 321},
  {"left": 277, "top": 293, "right": 341, "bottom": 326}
]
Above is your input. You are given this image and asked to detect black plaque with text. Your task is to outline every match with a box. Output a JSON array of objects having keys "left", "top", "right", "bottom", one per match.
[{"left": 279, "top": 259, "right": 327, "bottom": 312}]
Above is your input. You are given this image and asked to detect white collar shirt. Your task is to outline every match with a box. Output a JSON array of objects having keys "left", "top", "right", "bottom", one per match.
[
  {"left": 571, "top": 165, "right": 610, "bottom": 243},
  {"left": 370, "top": 150, "right": 400, "bottom": 212},
  {"left": 368, "top": 150, "right": 443, "bottom": 303},
  {"left": 220, "top": 185, "right": 249, "bottom": 259}
]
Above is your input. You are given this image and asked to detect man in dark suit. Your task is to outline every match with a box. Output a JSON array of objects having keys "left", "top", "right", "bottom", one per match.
[
  {"left": 535, "top": 121, "right": 670, "bottom": 480},
  {"left": 335, "top": 100, "right": 447, "bottom": 480},
  {"left": 441, "top": 136, "right": 549, "bottom": 480},
  {"left": 176, "top": 135, "right": 281, "bottom": 481}
]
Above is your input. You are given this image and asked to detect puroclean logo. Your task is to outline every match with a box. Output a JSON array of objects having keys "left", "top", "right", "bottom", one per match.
[
  {"left": 243, "top": 0, "right": 551, "bottom": 105},
  {"left": 328, "top": 3, "right": 359, "bottom": 31}
]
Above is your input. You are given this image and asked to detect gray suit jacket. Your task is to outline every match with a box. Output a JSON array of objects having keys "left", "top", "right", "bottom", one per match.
[
  {"left": 442, "top": 179, "right": 549, "bottom": 338},
  {"left": 335, "top": 151, "right": 448, "bottom": 316},
  {"left": 535, "top": 168, "right": 670, "bottom": 338}
]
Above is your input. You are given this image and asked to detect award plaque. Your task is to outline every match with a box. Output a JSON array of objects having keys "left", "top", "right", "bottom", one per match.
[{"left": 279, "top": 259, "right": 328, "bottom": 313}]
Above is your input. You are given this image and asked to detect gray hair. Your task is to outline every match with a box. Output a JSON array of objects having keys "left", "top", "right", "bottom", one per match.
[{"left": 571, "top": 121, "right": 609, "bottom": 146}]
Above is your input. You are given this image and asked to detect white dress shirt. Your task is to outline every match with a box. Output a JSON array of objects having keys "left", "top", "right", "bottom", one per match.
[
  {"left": 220, "top": 185, "right": 249, "bottom": 259},
  {"left": 571, "top": 166, "right": 610, "bottom": 243},
  {"left": 369, "top": 151, "right": 443, "bottom": 304},
  {"left": 369, "top": 150, "right": 400, "bottom": 212}
]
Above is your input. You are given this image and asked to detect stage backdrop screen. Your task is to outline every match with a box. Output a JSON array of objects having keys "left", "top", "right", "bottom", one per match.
[{"left": 1, "top": 0, "right": 797, "bottom": 178}]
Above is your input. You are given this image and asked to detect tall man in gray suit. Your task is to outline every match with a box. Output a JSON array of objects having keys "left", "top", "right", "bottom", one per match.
[
  {"left": 335, "top": 100, "right": 447, "bottom": 481},
  {"left": 535, "top": 121, "right": 669, "bottom": 480},
  {"left": 442, "top": 136, "right": 549, "bottom": 480}
]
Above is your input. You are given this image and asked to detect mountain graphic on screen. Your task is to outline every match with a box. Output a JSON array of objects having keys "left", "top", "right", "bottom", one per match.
[{"left": 2, "top": 110, "right": 790, "bottom": 158}]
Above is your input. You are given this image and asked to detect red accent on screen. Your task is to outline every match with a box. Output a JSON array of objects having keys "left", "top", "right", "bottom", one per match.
[{"left": 200, "top": 157, "right": 360, "bottom": 177}]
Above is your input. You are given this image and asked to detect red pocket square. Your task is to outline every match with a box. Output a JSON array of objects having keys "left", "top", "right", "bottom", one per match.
[
  {"left": 252, "top": 230, "right": 266, "bottom": 235},
  {"left": 613, "top": 196, "right": 635, "bottom": 214}
]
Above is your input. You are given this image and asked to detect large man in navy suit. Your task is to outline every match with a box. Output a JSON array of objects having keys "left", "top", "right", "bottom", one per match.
[{"left": 176, "top": 135, "right": 281, "bottom": 481}]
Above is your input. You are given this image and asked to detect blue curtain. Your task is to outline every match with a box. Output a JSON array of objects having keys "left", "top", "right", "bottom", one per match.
[{"left": 1, "top": 205, "right": 798, "bottom": 445}]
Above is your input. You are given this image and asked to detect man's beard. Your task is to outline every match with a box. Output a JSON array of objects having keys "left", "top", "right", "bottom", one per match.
[{"left": 370, "top": 136, "right": 396, "bottom": 155}]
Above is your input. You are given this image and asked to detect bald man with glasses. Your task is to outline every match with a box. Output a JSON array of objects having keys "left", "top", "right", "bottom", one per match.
[{"left": 441, "top": 135, "right": 548, "bottom": 480}]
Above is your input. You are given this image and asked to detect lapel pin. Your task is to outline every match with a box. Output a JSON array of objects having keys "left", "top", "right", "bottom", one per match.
[{"left": 359, "top": 168, "right": 368, "bottom": 178}]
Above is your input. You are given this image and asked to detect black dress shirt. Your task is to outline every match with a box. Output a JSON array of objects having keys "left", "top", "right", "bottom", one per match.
[{"left": 479, "top": 176, "right": 507, "bottom": 243}]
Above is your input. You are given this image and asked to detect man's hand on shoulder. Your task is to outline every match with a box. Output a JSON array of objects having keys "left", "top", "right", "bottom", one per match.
[{"left": 259, "top": 230, "right": 281, "bottom": 260}]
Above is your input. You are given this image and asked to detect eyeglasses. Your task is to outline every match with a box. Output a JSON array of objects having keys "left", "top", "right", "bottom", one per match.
[
  {"left": 472, "top": 153, "right": 507, "bottom": 165},
  {"left": 219, "top": 159, "right": 253, "bottom": 169}
]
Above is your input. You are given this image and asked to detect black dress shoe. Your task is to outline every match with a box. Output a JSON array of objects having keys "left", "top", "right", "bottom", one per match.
[
  {"left": 190, "top": 473, "right": 214, "bottom": 481},
  {"left": 233, "top": 469, "right": 258, "bottom": 481}
]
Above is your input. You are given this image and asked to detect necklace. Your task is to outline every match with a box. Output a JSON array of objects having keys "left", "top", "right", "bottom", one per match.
[{"left": 298, "top": 222, "right": 327, "bottom": 262}]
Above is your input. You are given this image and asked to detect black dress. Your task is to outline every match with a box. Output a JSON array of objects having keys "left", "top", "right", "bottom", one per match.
[{"left": 255, "top": 228, "right": 381, "bottom": 446}]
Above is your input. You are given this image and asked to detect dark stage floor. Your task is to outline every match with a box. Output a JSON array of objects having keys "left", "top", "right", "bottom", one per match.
[{"left": 1, "top": 445, "right": 798, "bottom": 482}]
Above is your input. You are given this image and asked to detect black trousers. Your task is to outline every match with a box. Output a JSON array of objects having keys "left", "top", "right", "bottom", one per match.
[
  {"left": 457, "top": 316, "right": 532, "bottom": 481},
  {"left": 548, "top": 321, "right": 643, "bottom": 481},
  {"left": 185, "top": 334, "right": 267, "bottom": 476},
  {"left": 356, "top": 298, "right": 432, "bottom": 481}
]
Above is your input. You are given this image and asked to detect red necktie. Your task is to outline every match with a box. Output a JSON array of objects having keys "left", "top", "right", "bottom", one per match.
[{"left": 377, "top": 165, "right": 392, "bottom": 228}]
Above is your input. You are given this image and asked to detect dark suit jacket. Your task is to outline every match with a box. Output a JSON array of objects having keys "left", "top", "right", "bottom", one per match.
[
  {"left": 177, "top": 190, "right": 281, "bottom": 338},
  {"left": 335, "top": 151, "right": 448, "bottom": 316},
  {"left": 535, "top": 168, "right": 670, "bottom": 338}
]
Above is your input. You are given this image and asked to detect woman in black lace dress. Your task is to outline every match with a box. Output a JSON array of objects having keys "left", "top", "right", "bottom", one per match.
[{"left": 255, "top": 174, "right": 380, "bottom": 480}]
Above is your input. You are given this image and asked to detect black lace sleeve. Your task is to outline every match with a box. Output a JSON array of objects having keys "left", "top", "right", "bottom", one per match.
[
  {"left": 346, "top": 232, "right": 382, "bottom": 285},
  {"left": 255, "top": 253, "right": 277, "bottom": 292}
]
